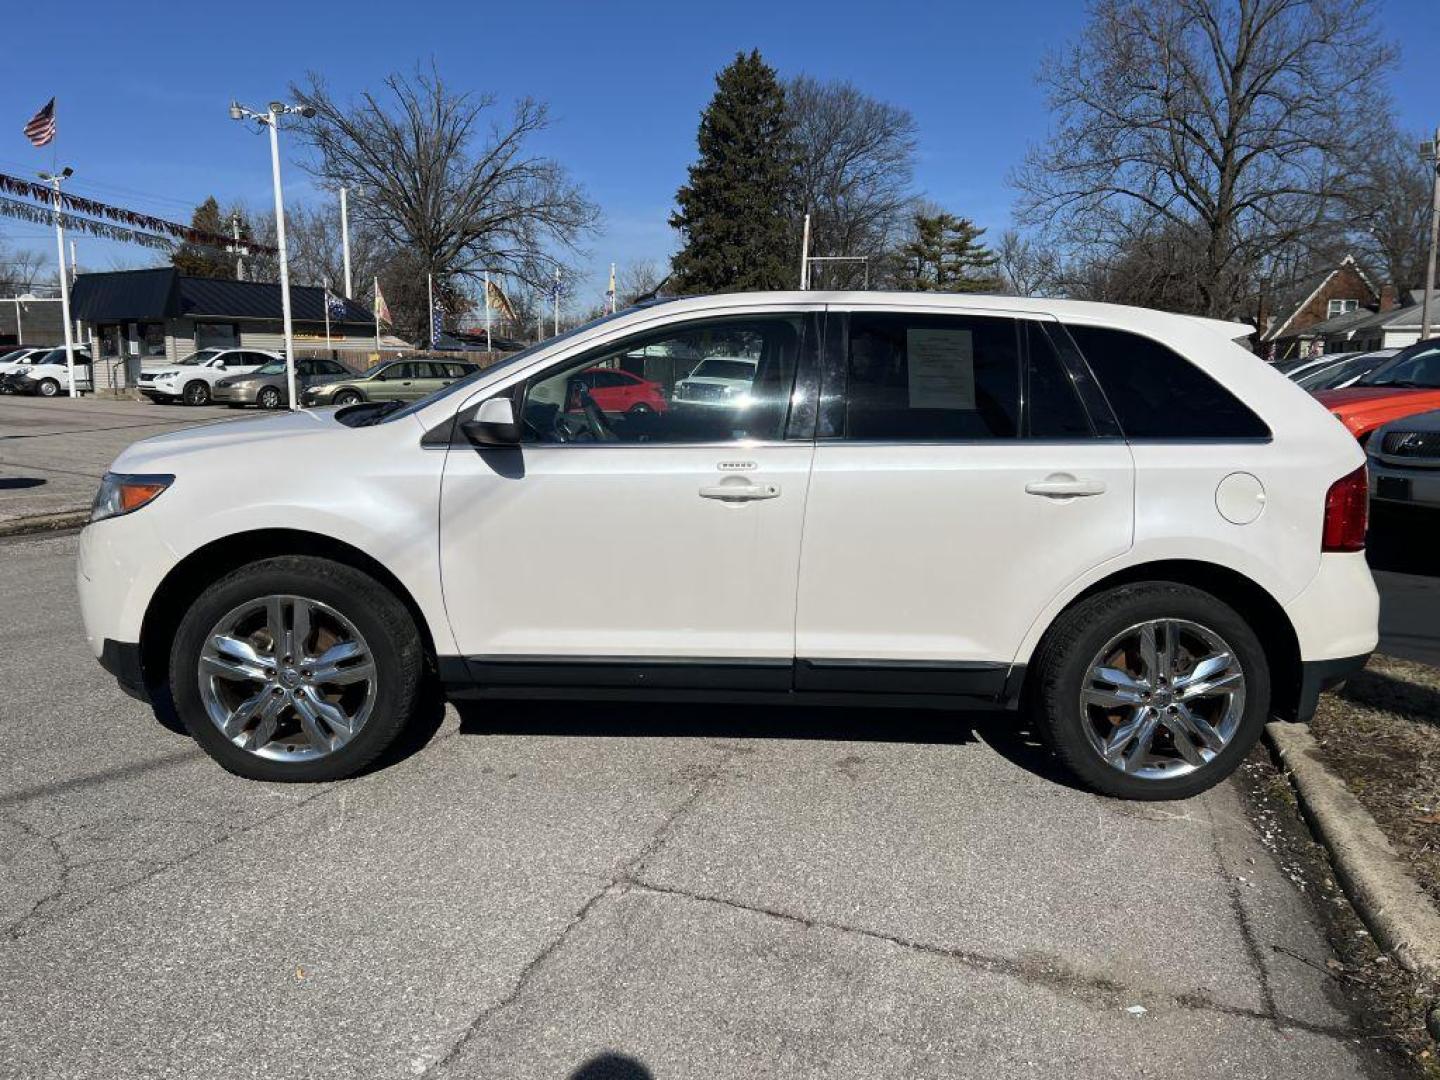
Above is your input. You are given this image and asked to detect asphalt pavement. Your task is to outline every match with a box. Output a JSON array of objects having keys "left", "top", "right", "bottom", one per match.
[{"left": 0, "top": 529, "right": 1402, "bottom": 1079}]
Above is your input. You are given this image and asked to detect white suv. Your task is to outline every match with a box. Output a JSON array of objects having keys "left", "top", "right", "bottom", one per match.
[
  {"left": 138, "top": 348, "right": 277, "bottom": 406},
  {"left": 77, "top": 293, "right": 1378, "bottom": 798}
]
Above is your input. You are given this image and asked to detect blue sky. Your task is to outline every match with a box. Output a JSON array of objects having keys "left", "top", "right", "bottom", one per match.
[{"left": 1, "top": 0, "right": 1436, "bottom": 311}]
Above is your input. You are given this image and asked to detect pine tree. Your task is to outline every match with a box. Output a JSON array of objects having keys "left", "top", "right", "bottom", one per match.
[
  {"left": 670, "top": 51, "right": 796, "bottom": 294},
  {"left": 170, "top": 197, "right": 236, "bottom": 278},
  {"left": 896, "top": 211, "right": 999, "bottom": 293}
]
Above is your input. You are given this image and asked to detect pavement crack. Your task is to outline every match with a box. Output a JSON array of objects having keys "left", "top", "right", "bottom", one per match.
[
  {"left": 421, "top": 742, "right": 743, "bottom": 1076},
  {"left": 1204, "top": 796, "right": 1284, "bottom": 1029},
  {"left": 621, "top": 875, "right": 1359, "bottom": 1042}
]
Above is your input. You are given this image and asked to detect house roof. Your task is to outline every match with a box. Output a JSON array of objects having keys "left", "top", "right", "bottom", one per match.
[
  {"left": 71, "top": 268, "right": 373, "bottom": 326},
  {"left": 1343, "top": 302, "right": 1431, "bottom": 334},
  {"left": 1307, "top": 306, "right": 1378, "bottom": 337},
  {"left": 1262, "top": 255, "right": 1377, "bottom": 342}
]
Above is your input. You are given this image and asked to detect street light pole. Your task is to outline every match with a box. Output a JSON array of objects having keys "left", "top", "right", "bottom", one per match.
[
  {"left": 230, "top": 99, "right": 315, "bottom": 411},
  {"left": 1421, "top": 128, "right": 1440, "bottom": 342},
  {"left": 40, "top": 168, "right": 77, "bottom": 398},
  {"left": 339, "top": 186, "right": 352, "bottom": 298}
]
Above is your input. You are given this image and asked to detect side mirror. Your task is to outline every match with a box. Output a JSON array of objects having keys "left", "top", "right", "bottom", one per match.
[{"left": 460, "top": 396, "right": 521, "bottom": 447}]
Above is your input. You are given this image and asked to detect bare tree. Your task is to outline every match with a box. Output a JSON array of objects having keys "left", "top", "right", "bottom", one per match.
[
  {"left": 788, "top": 76, "right": 917, "bottom": 288},
  {"left": 0, "top": 241, "right": 50, "bottom": 293},
  {"left": 1347, "top": 120, "right": 1433, "bottom": 291},
  {"left": 1013, "top": 0, "right": 1395, "bottom": 318},
  {"left": 246, "top": 201, "right": 390, "bottom": 297},
  {"left": 292, "top": 65, "right": 598, "bottom": 341},
  {"left": 617, "top": 258, "right": 665, "bottom": 305},
  {"left": 995, "top": 229, "right": 1061, "bottom": 296}
]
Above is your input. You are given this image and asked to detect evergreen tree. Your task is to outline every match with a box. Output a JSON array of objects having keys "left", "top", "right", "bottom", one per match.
[
  {"left": 170, "top": 197, "right": 236, "bottom": 278},
  {"left": 896, "top": 211, "right": 999, "bottom": 292},
  {"left": 670, "top": 51, "right": 796, "bottom": 294}
]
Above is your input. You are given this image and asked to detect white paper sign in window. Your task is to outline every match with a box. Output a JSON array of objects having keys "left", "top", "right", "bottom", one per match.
[{"left": 906, "top": 329, "right": 975, "bottom": 410}]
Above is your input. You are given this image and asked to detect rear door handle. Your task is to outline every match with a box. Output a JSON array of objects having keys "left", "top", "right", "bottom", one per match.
[
  {"left": 699, "top": 482, "right": 780, "bottom": 502},
  {"left": 1025, "top": 476, "right": 1107, "bottom": 498}
]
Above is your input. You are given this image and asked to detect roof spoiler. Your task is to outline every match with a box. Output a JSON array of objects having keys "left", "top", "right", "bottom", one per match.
[{"left": 1185, "top": 315, "right": 1256, "bottom": 343}]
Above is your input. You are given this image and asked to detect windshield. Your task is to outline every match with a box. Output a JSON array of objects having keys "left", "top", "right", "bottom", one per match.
[
  {"left": 0, "top": 349, "right": 29, "bottom": 364},
  {"left": 1297, "top": 354, "right": 1379, "bottom": 390},
  {"left": 33, "top": 348, "right": 86, "bottom": 366},
  {"left": 175, "top": 350, "right": 221, "bottom": 367},
  {"left": 379, "top": 304, "right": 665, "bottom": 424},
  {"left": 689, "top": 358, "right": 756, "bottom": 381},
  {"left": 1358, "top": 342, "right": 1440, "bottom": 388},
  {"left": 254, "top": 361, "right": 286, "bottom": 375}
]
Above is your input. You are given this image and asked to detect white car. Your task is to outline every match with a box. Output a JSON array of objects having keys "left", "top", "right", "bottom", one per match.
[
  {"left": 10, "top": 346, "right": 93, "bottom": 395},
  {"left": 0, "top": 347, "right": 51, "bottom": 391},
  {"left": 672, "top": 355, "right": 758, "bottom": 408},
  {"left": 78, "top": 292, "right": 1378, "bottom": 798},
  {"left": 137, "top": 348, "right": 278, "bottom": 406}
]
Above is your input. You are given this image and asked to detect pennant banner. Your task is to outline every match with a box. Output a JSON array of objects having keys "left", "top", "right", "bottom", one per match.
[
  {"left": 0, "top": 171, "right": 277, "bottom": 255},
  {"left": 0, "top": 193, "right": 238, "bottom": 256}
]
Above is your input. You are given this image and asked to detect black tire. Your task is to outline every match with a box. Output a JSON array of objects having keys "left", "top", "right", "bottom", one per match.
[
  {"left": 169, "top": 556, "right": 424, "bottom": 781},
  {"left": 183, "top": 380, "right": 211, "bottom": 406},
  {"left": 38, "top": 378, "right": 59, "bottom": 397},
  {"left": 257, "top": 386, "right": 283, "bottom": 410},
  {"left": 1030, "top": 582, "right": 1270, "bottom": 801},
  {"left": 626, "top": 403, "right": 653, "bottom": 416},
  {"left": 333, "top": 389, "right": 363, "bottom": 406}
]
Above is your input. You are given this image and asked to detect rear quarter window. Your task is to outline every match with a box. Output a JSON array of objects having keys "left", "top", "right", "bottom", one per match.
[{"left": 1063, "top": 324, "right": 1270, "bottom": 440}]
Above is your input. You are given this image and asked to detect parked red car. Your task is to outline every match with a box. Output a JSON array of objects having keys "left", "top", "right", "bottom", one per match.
[
  {"left": 567, "top": 367, "right": 669, "bottom": 415},
  {"left": 1314, "top": 337, "right": 1440, "bottom": 443}
]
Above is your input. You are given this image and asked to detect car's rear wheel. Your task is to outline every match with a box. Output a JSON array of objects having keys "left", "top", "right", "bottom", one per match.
[
  {"left": 257, "top": 386, "right": 283, "bottom": 410},
  {"left": 1030, "top": 582, "right": 1268, "bottom": 800},
  {"left": 332, "top": 389, "right": 362, "bottom": 406},
  {"left": 169, "top": 556, "right": 423, "bottom": 781},
  {"left": 626, "top": 402, "right": 653, "bottom": 416},
  {"left": 38, "top": 378, "right": 59, "bottom": 397},
  {"left": 183, "top": 381, "right": 211, "bottom": 406}
]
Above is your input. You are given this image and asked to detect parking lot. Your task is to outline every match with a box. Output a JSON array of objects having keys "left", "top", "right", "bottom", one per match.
[{"left": 1, "top": 395, "right": 1433, "bottom": 1078}]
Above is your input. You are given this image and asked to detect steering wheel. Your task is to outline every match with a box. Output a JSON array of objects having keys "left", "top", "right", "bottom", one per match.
[{"left": 578, "top": 390, "right": 619, "bottom": 442}]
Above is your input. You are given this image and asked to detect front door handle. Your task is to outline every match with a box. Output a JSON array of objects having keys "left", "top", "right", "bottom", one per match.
[
  {"left": 1025, "top": 475, "right": 1107, "bottom": 498},
  {"left": 699, "top": 482, "right": 781, "bottom": 502}
]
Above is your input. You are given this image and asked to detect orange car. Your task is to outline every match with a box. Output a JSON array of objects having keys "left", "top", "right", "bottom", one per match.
[{"left": 1314, "top": 337, "right": 1440, "bottom": 443}]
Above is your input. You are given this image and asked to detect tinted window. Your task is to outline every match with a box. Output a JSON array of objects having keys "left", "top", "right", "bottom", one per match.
[
  {"left": 319, "top": 360, "right": 349, "bottom": 375},
  {"left": 378, "top": 362, "right": 414, "bottom": 380},
  {"left": 1064, "top": 325, "right": 1269, "bottom": 440},
  {"left": 522, "top": 316, "right": 800, "bottom": 444},
  {"left": 1360, "top": 342, "right": 1440, "bottom": 388},
  {"left": 1024, "top": 322, "right": 1092, "bottom": 438},
  {"left": 844, "top": 313, "right": 1020, "bottom": 440}
]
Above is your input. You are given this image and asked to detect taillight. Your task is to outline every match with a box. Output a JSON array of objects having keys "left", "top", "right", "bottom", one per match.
[{"left": 1321, "top": 465, "right": 1368, "bottom": 552}]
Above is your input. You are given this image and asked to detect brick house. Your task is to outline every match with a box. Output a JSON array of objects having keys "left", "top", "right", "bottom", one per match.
[{"left": 1260, "top": 255, "right": 1378, "bottom": 360}]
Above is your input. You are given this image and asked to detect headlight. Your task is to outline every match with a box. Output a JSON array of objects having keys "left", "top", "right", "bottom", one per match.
[{"left": 90, "top": 473, "right": 174, "bottom": 523}]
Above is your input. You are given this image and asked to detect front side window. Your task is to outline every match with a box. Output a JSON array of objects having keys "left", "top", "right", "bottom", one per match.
[
  {"left": 521, "top": 316, "right": 801, "bottom": 444},
  {"left": 1063, "top": 324, "right": 1270, "bottom": 440},
  {"left": 842, "top": 312, "right": 1022, "bottom": 440}
]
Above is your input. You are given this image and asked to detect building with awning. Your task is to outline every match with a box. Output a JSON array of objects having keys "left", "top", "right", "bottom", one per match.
[{"left": 70, "top": 267, "right": 381, "bottom": 386}]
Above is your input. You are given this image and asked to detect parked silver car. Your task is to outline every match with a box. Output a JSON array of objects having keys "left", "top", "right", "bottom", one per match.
[
  {"left": 1368, "top": 408, "right": 1440, "bottom": 510},
  {"left": 213, "top": 357, "right": 354, "bottom": 409}
]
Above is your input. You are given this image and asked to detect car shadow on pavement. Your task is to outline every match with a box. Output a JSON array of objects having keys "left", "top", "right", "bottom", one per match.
[{"left": 454, "top": 698, "right": 1081, "bottom": 790}]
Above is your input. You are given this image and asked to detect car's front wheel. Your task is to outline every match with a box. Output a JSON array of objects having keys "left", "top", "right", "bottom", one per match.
[
  {"left": 1031, "top": 582, "right": 1269, "bottom": 800},
  {"left": 37, "top": 378, "right": 59, "bottom": 397},
  {"left": 183, "top": 381, "right": 211, "bottom": 406},
  {"left": 332, "top": 389, "right": 363, "bottom": 406},
  {"left": 169, "top": 556, "right": 424, "bottom": 781},
  {"left": 257, "top": 386, "right": 283, "bottom": 410}
]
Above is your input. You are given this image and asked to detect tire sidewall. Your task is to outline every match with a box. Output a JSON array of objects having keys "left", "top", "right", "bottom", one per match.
[
  {"left": 259, "top": 387, "right": 281, "bottom": 410},
  {"left": 1036, "top": 584, "right": 1270, "bottom": 801},
  {"left": 335, "top": 390, "right": 362, "bottom": 406},
  {"left": 39, "top": 379, "right": 58, "bottom": 397},
  {"left": 170, "top": 559, "right": 420, "bottom": 781},
  {"left": 184, "top": 381, "right": 210, "bottom": 406}
]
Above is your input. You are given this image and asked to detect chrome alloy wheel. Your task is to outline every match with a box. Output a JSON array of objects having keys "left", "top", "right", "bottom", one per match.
[
  {"left": 1079, "top": 619, "right": 1246, "bottom": 780},
  {"left": 197, "top": 595, "right": 377, "bottom": 761}
]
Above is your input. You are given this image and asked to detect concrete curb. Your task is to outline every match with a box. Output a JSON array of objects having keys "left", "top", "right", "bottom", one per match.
[
  {"left": 1266, "top": 721, "right": 1440, "bottom": 983},
  {"left": 0, "top": 509, "right": 89, "bottom": 539}
]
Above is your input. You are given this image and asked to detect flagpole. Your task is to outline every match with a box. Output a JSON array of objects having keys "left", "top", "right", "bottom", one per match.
[
  {"left": 374, "top": 276, "right": 381, "bottom": 356},
  {"left": 553, "top": 268, "right": 560, "bottom": 337},
  {"left": 323, "top": 280, "right": 332, "bottom": 357},
  {"left": 43, "top": 171, "right": 77, "bottom": 398},
  {"left": 484, "top": 270, "right": 492, "bottom": 353},
  {"left": 427, "top": 272, "right": 435, "bottom": 348}
]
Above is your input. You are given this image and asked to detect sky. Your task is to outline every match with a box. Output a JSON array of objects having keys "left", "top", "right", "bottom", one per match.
[{"left": 1, "top": 0, "right": 1437, "bottom": 314}]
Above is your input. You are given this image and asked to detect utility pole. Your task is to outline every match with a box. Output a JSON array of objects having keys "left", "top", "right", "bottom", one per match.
[
  {"left": 230, "top": 214, "right": 246, "bottom": 281},
  {"left": 553, "top": 268, "right": 561, "bottom": 337},
  {"left": 339, "top": 186, "right": 352, "bottom": 298},
  {"left": 799, "top": 213, "right": 811, "bottom": 290},
  {"left": 1421, "top": 128, "right": 1440, "bottom": 342},
  {"left": 40, "top": 168, "right": 77, "bottom": 398}
]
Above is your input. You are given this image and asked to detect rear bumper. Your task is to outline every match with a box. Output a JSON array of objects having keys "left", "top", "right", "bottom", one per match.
[
  {"left": 1295, "top": 652, "right": 1369, "bottom": 722},
  {"left": 1282, "top": 552, "right": 1380, "bottom": 663}
]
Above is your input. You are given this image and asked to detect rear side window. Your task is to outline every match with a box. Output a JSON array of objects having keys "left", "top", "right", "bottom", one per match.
[
  {"left": 1024, "top": 322, "right": 1092, "bottom": 438},
  {"left": 844, "top": 312, "right": 1021, "bottom": 439},
  {"left": 1064, "top": 325, "right": 1270, "bottom": 440}
]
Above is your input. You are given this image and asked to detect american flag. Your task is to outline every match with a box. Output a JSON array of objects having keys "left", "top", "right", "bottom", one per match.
[
  {"left": 23, "top": 98, "right": 56, "bottom": 148},
  {"left": 430, "top": 299, "right": 445, "bottom": 348}
]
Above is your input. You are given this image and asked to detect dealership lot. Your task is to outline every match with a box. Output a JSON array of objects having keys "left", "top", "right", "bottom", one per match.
[{"left": 0, "top": 524, "right": 1407, "bottom": 1079}]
